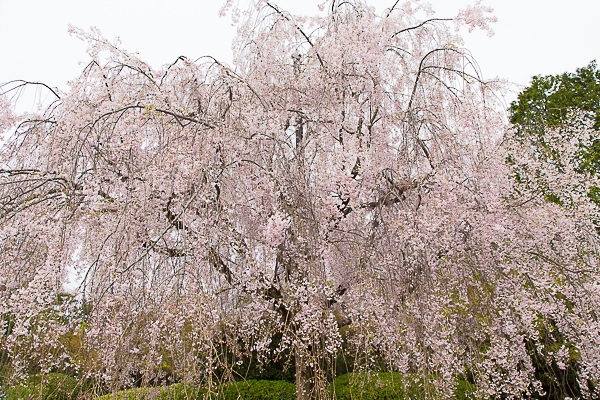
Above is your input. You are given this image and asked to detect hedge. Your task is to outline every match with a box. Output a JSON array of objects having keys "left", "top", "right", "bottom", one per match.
[
  {"left": 99, "top": 380, "right": 295, "bottom": 400},
  {"left": 7, "top": 372, "right": 474, "bottom": 400},
  {"left": 6, "top": 373, "right": 81, "bottom": 400},
  {"left": 329, "top": 372, "right": 475, "bottom": 400}
]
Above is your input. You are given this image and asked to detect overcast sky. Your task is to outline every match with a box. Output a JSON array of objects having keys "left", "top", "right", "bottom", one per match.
[{"left": 1, "top": 0, "right": 599, "bottom": 110}]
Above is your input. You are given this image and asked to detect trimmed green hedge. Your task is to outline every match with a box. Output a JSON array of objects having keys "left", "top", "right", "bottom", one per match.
[
  {"left": 38, "top": 373, "right": 473, "bottom": 400},
  {"left": 328, "top": 372, "right": 416, "bottom": 400},
  {"left": 212, "top": 380, "right": 296, "bottom": 400},
  {"left": 100, "top": 382, "right": 202, "bottom": 400},
  {"left": 329, "top": 372, "right": 475, "bottom": 400},
  {"left": 6, "top": 373, "right": 81, "bottom": 400},
  {"left": 99, "top": 380, "right": 296, "bottom": 400}
]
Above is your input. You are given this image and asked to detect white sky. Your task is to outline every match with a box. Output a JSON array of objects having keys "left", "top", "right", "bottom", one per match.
[{"left": 1, "top": 0, "right": 599, "bottom": 109}]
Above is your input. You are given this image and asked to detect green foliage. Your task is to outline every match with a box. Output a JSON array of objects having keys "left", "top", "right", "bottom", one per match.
[
  {"left": 328, "top": 372, "right": 474, "bottom": 400},
  {"left": 6, "top": 373, "right": 80, "bottom": 400},
  {"left": 80, "top": 374, "right": 479, "bottom": 400},
  {"left": 509, "top": 61, "right": 600, "bottom": 176},
  {"left": 99, "top": 382, "right": 203, "bottom": 400},
  {"left": 328, "top": 372, "right": 408, "bottom": 400},
  {"left": 99, "top": 380, "right": 296, "bottom": 400},
  {"left": 210, "top": 380, "right": 296, "bottom": 400},
  {"left": 510, "top": 61, "right": 600, "bottom": 129}
]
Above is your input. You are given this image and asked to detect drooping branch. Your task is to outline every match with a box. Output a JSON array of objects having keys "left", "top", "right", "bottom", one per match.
[
  {"left": 266, "top": 2, "right": 325, "bottom": 68},
  {"left": 1, "top": 80, "right": 61, "bottom": 100},
  {"left": 391, "top": 18, "right": 452, "bottom": 38}
]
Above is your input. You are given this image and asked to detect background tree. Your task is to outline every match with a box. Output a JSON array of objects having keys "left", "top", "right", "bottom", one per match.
[
  {"left": 1, "top": 1, "right": 600, "bottom": 400},
  {"left": 508, "top": 62, "right": 600, "bottom": 205},
  {"left": 510, "top": 61, "right": 600, "bottom": 129}
]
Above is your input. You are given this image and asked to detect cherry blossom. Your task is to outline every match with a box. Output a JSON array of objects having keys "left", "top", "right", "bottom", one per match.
[{"left": 1, "top": 1, "right": 599, "bottom": 399}]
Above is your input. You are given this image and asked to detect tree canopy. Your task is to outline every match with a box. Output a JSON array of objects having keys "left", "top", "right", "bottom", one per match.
[
  {"left": 1, "top": 2, "right": 600, "bottom": 400},
  {"left": 510, "top": 61, "right": 600, "bottom": 128}
]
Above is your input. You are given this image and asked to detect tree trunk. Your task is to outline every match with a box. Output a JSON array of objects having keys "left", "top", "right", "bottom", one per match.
[{"left": 295, "top": 351, "right": 315, "bottom": 400}]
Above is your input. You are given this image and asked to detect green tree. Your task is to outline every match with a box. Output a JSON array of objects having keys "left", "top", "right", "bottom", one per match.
[{"left": 509, "top": 61, "right": 600, "bottom": 177}]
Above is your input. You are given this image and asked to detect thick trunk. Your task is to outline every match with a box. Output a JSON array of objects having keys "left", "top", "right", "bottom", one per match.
[{"left": 295, "top": 352, "right": 315, "bottom": 400}]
